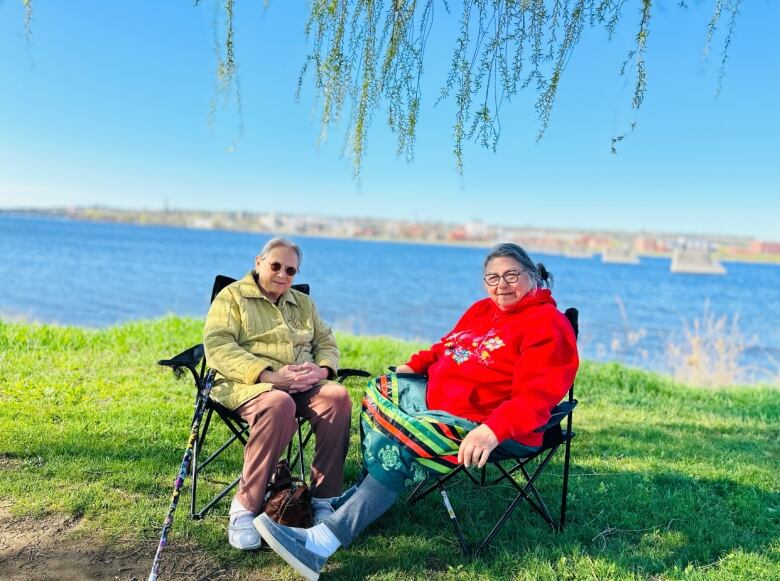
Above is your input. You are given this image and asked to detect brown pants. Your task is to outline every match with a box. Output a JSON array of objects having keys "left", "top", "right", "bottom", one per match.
[{"left": 234, "top": 382, "right": 352, "bottom": 513}]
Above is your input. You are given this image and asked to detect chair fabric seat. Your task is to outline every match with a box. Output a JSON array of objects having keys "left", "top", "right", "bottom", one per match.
[{"left": 207, "top": 396, "right": 246, "bottom": 426}]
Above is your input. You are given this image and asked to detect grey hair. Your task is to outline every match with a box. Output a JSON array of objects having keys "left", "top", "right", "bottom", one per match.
[
  {"left": 258, "top": 237, "right": 302, "bottom": 268},
  {"left": 483, "top": 242, "right": 553, "bottom": 289}
]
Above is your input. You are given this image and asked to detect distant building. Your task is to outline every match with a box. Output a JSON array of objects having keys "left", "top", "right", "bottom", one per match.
[
  {"left": 750, "top": 240, "right": 780, "bottom": 255},
  {"left": 464, "top": 220, "right": 490, "bottom": 239},
  {"left": 633, "top": 236, "right": 669, "bottom": 254}
]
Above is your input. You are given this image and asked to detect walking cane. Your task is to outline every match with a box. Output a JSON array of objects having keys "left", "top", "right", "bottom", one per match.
[{"left": 148, "top": 369, "right": 215, "bottom": 581}]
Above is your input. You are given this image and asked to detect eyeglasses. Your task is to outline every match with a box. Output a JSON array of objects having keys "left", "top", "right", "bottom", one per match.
[
  {"left": 484, "top": 271, "right": 523, "bottom": 286},
  {"left": 270, "top": 262, "right": 298, "bottom": 277}
]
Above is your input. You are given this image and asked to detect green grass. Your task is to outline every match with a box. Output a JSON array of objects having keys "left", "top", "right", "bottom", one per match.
[{"left": 0, "top": 317, "right": 778, "bottom": 580}]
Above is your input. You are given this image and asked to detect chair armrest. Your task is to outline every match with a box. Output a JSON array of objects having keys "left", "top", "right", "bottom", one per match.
[
  {"left": 336, "top": 368, "right": 371, "bottom": 382},
  {"left": 534, "top": 399, "right": 578, "bottom": 433},
  {"left": 158, "top": 344, "right": 205, "bottom": 369},
  {"left": 387, "top": 365, "right": 427, "bottom": 380}
]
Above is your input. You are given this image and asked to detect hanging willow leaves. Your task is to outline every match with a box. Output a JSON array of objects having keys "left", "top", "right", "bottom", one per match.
[
  {"left": 199, "top": 0, "right": 245, "bottom": 149},
  {"left": 16, "top": 0, "right": 743, "bottom": 173},
  {"left": 298, "top": 0, "right": 741, "bottom": 174},
  {"left": 21, "top": 0, "right": 33, "bottom": 39}
]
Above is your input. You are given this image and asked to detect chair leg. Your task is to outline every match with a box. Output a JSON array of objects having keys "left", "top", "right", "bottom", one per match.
[
  {"left": 438, "top": 482, "right": 470, "bottom": 557},
  {"left": 218, "top": 414, "right": 249, "bottom": 445},
  {"left": 476, "top": 490, "right": 525, "bottom": 556},
  {"left": 476, "top": 455, "right": 559, "bottom": 553},
  {"left": 407, "top": 478, "right": 429, "bottom": 504},
  {"left": 295, "top": 421, "right": 306, "bottom": 481},
  {"left": 194, "top": 475, "right": 241, "bottom": 520},
  {"left": 495, "top": 454, "right": 557, "bottom": 529},
  {"left": 190, "top": 421, "right": 201, "bottom": 519},
  {"left": 198, "top": 407, "right": 213, "bottom": 450},
  {"left": 559, "top": 433, "right": 573, "bottom": 531},
  {"left": 285, "top": 420, "right": 312, "bottom": 482},
  {"left": 463, "top": 468, "right": 482, "bottom": 486},
  {"left": 189, "top": 407, "right": 249, "bottom": 520},
  {"left": 418, "top": 443, "right": 574, "bottom": 556},
  {"left": 196, "top": 428, "right": 247, "bottom": 473},
  {"left": 517, "top": 464, "right": 555, "bottom": 527},
  {"left": 490, "top": 457, "right": 530, "bottom": 485},
  {"left": 286, "top": 437, "right": 294, "bottom": 468},
  {"left": 407, "top": 466, "right": 465, "bottom": 504}
]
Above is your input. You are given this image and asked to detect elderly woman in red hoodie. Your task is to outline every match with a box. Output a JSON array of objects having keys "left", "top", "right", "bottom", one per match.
[{"left": 254, "top": 243, "right": 579, "bottom": 580}]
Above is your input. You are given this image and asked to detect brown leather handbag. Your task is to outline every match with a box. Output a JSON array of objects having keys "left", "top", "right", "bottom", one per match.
[{"left": 263, "top": 460, "right": 313, "bottom": 528}]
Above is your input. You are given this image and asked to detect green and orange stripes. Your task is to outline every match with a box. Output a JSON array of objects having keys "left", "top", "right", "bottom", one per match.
[{"left": 361, "top": 375, "right": 470, "bottom": 474}]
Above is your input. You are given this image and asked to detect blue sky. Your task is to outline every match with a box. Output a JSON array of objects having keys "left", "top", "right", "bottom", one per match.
[{"left": 1, "top": 1, "right": 778, "bottom": 239}]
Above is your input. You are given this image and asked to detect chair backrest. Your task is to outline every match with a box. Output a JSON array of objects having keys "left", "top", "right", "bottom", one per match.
[
  {"left": 211, "top": 275, "right": 237, "bottom": 303},
  {"left": 210, "top": 274, "right": 310, "bottom": 304},
  {"left": 562, "top": 306, "right": 579, "bottom": 408},
  {"left": 564, "top": 307, "right": 579, "bottom": 339}
]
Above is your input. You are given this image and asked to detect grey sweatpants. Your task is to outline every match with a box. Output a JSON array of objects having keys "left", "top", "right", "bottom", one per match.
[{"left": 322, "top": 474, "right": 399, "bottom": 547}]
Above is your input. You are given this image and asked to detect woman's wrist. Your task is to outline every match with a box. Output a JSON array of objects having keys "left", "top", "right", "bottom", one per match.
[{"left": 258, "top": 368, "right": 275, "bottom": 384}]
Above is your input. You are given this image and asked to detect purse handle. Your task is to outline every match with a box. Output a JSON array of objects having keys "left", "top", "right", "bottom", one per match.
[
  {"left": 268, "top": 476, "right": 307, "bottom": 493},
  {"left": 277, "top": 483, "right": 311, "bottom": 514}
]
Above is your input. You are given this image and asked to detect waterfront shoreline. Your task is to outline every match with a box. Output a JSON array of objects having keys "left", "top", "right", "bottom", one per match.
[
  {"left": 2, "top": 213, "right": 779, "bottom": 385},
  {"left": 4, "top": 208, "right": 779, "bottom": 265},
  {"left": 1, "top": 315, "right": 776, "bottom": 388}
]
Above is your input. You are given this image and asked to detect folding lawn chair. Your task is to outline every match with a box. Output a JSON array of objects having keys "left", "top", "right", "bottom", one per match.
[
  {"left": 407, "top": 307, "right": 580, "bottom": 556},
  {"left": 158, "top": 274, "right": 369, "bottom": 520}
]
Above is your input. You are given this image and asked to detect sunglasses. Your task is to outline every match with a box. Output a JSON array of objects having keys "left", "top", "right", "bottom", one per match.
[{"left": 270, "top": 262, "right": 298, "bottom": 277}]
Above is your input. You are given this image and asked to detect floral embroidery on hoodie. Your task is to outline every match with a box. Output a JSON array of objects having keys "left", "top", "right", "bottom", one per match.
[{"left": 444, "top": 328, "right": 505, "bottom": 366}]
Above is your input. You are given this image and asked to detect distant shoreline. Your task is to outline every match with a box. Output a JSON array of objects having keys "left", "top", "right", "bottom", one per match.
[{"left": 3, "top": 208, "right": 779, "bottom": 266}]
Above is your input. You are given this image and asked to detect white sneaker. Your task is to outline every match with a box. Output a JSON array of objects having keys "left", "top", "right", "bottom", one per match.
[{"left": 228, "top": 511, "right": 263, "bottom": 550}]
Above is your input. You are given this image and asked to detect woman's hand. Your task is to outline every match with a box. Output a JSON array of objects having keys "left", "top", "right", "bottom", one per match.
[
  {"left": 259, "top": 366, "right": 301, "bottom": 391},
  {"left": 259, "top": 363, "right": 325, "bottom": 393},
  {"left": 395, "top": 364, "right": 414, "bottom": 374},
  {"left": 289, "top": 362, "right": 329, "bottom": 392},
  {"left": 458, "top": 424, "right": 499, "bottom": 469}
]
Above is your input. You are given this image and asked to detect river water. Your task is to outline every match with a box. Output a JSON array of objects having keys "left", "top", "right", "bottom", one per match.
[{"left": 1, "top": 214, "right": 777, "bottom": 384}]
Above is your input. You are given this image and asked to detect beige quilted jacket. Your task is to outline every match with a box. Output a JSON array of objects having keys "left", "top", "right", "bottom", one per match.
[{"left": 203, "top": 272, "right": 340, "bottom": 410}]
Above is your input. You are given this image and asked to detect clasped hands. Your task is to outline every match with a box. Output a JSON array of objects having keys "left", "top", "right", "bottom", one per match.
[{"left": 259, "top": 362, "right": 328, "bottom": 394}]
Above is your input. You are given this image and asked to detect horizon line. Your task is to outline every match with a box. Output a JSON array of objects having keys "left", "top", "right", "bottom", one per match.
[{"left": 1, "top": 204, "right": 775, "bottom": 244}]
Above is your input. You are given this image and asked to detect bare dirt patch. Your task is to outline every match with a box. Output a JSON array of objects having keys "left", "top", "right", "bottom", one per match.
[
  {"left": 0, "top": 455, "right": 24, "bottom": 471},
  {"left": 0, "top": 506, "right": 234, "bottom": 580}
]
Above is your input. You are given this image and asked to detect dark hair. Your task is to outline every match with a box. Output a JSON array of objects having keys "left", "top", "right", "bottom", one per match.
[{"left": 483, "top": 242, "right": 553, "bottom": 289}]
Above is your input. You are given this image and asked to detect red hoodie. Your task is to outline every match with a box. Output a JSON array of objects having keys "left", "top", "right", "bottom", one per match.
[{"left": 406, "top": 289, "right": 579, "bottom": 447}]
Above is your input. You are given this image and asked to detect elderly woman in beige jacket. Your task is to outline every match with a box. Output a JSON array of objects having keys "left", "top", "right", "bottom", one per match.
[{"left": 203, "top": 237, "right": 351, "bottom": 551}]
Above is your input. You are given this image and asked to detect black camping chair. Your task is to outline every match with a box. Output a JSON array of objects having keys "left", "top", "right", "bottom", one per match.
[
  {"left": 407, "top": 307, "right": 580, "bottom": 556},
  {"left": 158, "top": 274, "right": 369, "bottom": 520}
]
